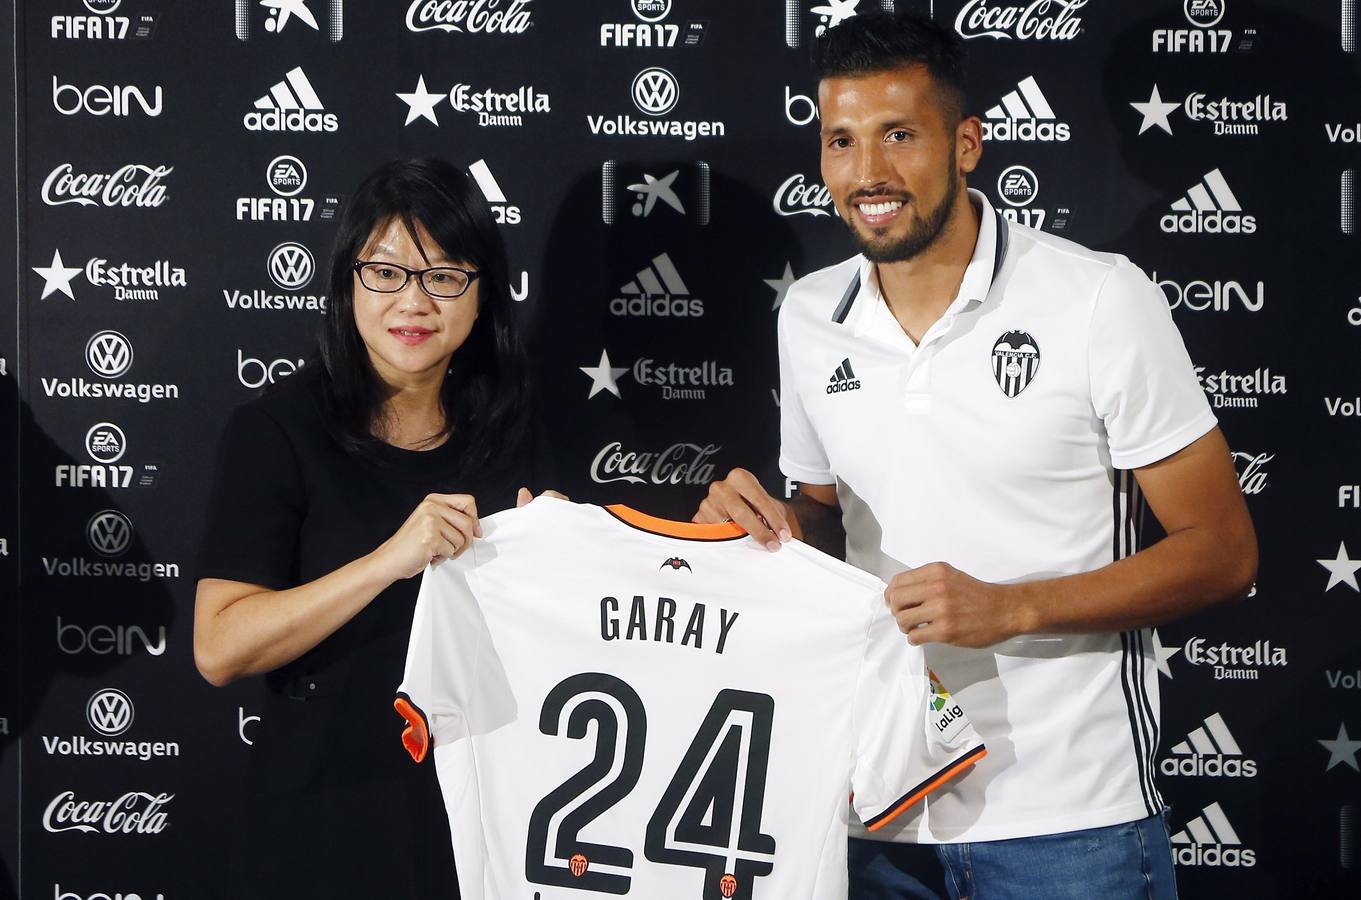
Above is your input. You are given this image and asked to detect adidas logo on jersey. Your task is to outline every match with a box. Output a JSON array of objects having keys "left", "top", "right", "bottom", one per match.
[
  {"left": 243, "top": 66, "right": 338, "bottom": 132},
  {"left": 1161, "top": 712, "right": 1258, "bottom": 778},
  {"left": 981, "top": 76, "right": 1070, "bottom": 142},
  {"left": 1171, "top": 802, "right": 1257, "bottom": 867},
  {"left": 1161, "top": 168, "right": 1255, "bottom": 234},
  {"left": 610, "top": 252, "right": 703, "bottom": 317},
  {"left": 826, "top": 358, "right": 860, "bottom": 394}
]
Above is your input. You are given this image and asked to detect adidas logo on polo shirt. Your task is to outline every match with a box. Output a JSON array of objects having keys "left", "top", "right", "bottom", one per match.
[
  {"left": 243, "top": 67, "right": 338, "bottom": 133},
  {"left": 1161, "top": 168, "right": 1255, "bottom": 234},
  {"left": 1171, "top": 802, "right": 1257, "bottom": 867},
  {"left": 1161, "top": 712, "right": 1257, "bottom": 777},
  {"left": 827, "top": 358, "right": 861, "bottom": 394},
  {"left": 981, "top": 76, "right": 1070, "bottom": 142}
]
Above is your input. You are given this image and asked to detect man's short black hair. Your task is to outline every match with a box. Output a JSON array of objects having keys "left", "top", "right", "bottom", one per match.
[{"left": 811, "top": 11, "right": 969, "bottom": 122}]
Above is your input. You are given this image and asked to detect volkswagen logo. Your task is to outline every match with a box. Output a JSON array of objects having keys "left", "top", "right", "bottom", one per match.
[
  {"left": 997, "top": 165, "right": 1039, "bottom": 208},
  {"left": 85, "top": 422, "right": 127, "bottom": 463},
  {"left": 267, "top": 155, "right": 307, "bottom": 197},
  {"left": 87, "top": 509, "right": 133, "bottom": 558},
  {"left": 85, "top": 330, "right": 133, "bottom": 379},
  {"left": 631, "top": 67, "right": 678, "bottom": 117},
  {"left": 86, "top": 688, "right": 134, "bottom": 737},
  {"left": 267, "top": 242, "right": 315, "bottom": 290}
]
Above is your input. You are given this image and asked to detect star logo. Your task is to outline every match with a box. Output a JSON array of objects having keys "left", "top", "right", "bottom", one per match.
[
  {"left": 1151, "top": 628, "right": 1181, "bottom": 679},
  {"left": 32, "top": 249, "right": 83, "bottom": 300},
  {"left": 811, "top": 0, "right": 860, "bottom": 33},
  {"left": 764, "top": 262, "right": 797, "bottom": 311},
  {"left": 397, "top": 75, "right": 444, "bottom": 126},
  {"left": 1130, "top": 85, "right": 1180, "bottom": 136},
  {"left": 1317, "top": 541, "right": 1361, "bottom": 592},
  {"left": 1319, "top": 722, "right": 1361, "bottom": 772},
  {"left": 579, "top": 349, "right": 628, "bottom": 399},
  {"left": 260, "top": 0, "right": 319, "bottom": 33},
  {"left": 627, "top": 170, "right": 684, "bottom": 218}
]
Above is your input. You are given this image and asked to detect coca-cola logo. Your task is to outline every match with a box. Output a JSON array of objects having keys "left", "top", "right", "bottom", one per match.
[
  {"left": 773, "top": 173, "right": 835, "bottom": 218},
  {"left": 1232, "top": 451, "right": 1272, "bottom": 495},
  {"left": 405, "top": 0, "right": 533, "bottom": 34},
  {"left": 591, "top": 441, "right": 720, "bottom": 486},
  {"left": 954, "top": 0, "right": 1086, "bottom": 41},
  {"left": 43, "top": 790, "right": 173, "bottom": 835},
  {"left": 42, "top": 163, "right": 172, "bottom": 208}
]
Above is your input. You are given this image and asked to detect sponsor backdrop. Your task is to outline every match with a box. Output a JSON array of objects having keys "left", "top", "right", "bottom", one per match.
[{"left": 1, "top": 0, "right": 1358, "bottom": 897}]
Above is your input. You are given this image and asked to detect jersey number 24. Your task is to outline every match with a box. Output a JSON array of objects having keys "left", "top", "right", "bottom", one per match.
[{"left": 525, "top": 672, "right": 777, "bottom": 899}]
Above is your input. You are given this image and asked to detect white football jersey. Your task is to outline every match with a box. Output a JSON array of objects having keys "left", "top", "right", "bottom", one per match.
[{"left": 396, "top": 498, "right": 984, "bottom": 900}]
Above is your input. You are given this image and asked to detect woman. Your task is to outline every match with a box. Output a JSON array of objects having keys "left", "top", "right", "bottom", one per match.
[{"left": 194, "top": 157, "right": 546, "bottom": 897}]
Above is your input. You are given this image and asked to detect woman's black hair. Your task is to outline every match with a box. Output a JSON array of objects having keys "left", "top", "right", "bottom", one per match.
[{"left": 315, "top": 157, "right": 530, "bottom": 473}]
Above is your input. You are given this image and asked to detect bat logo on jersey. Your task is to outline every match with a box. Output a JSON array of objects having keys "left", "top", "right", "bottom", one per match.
[
  {"left": 720, "top": 873, "right": 738, "bottom": 897},
  {"left": 660, "top": 556, "right": 692, "bottom": 572},
  {"left": 991, "top": 330, "right": 1041, "bottom": 397},
  {"left": 569, "top": 853, "right": 589, "bottom": 877}
]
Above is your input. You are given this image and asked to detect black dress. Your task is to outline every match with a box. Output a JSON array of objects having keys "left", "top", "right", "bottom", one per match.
[{"left": 197, "top": 371, "right": 531, "bottom": 898}]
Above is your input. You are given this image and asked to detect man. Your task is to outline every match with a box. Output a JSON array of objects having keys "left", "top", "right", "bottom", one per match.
[{"left": 694, "top": 12, "right": 1256, "bottom": 900}]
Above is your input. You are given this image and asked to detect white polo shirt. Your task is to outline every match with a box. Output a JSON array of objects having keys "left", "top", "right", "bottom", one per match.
[{"left": 778, "top": 189, "right": 1217, "bottom": 843}]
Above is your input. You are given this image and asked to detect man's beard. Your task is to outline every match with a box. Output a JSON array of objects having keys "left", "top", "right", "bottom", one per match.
[{"left": 845, "top": 162, "right": 961, "bottom": 264}]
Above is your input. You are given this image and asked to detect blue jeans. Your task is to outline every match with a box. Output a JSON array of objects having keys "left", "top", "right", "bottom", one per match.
[{"left": 849, "top": 813, "right": 1179, "bottom": 900}]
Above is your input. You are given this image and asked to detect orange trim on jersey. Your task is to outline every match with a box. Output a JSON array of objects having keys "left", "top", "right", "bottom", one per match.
[
  {"left": 604, "top": 505, "right": 747, "bottom": 541},
  {"left": 394, "top": 694, "right": 430, "bottom": 764},
  {"left": 865, "top": 745, "right": 988, "bottom": 832}
]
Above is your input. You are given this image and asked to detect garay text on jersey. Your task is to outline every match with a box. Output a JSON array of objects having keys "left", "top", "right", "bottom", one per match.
[{"left": 600, "top": 595, "right": 739, "bottom": 655}]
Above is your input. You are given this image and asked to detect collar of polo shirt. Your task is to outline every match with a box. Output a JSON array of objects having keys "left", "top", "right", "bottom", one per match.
[{"left": 851, "top": 189, "right": 1006, "bottom": 339}]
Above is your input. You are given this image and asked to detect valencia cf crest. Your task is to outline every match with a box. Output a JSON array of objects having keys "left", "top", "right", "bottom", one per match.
[
  {"left": 660, "top": 557, "right": 692, "bottom": 573},
  {"left": 991, "top": 330, "right": 1040, "bottom": 397}
]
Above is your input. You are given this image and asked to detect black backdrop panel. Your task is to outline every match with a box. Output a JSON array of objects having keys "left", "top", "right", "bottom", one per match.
[{"left": 5, "top": 1, "right": 1361, "bottom": 898}]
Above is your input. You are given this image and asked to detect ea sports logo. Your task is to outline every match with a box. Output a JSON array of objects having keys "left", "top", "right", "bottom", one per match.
[
  {"left": 267, "top": 242, "right": 314, "bottom": 290},
  {"left": 86, "top": 688, "right": 134, "bottom": 737},
  {"left": 1184, "top": 0, "right": 1225, "bottom": 27},
  {"left": 85, "top": 422, "right": 127, "bottom": 463},
  {"left": 632, "top": 68, "right": 678, "bottom": 116},
  {"left": 85, "top": 330, "right": 133, "bottom": 378},
  {"left": 83, "top": 0, "right": 121, "bottom": 14},
  {"left": 631, "top": 0, "right": 671, "bottom": 22},
  {"left": 997, "top": 165, "right": 1039, "bottom": 207},
  {"left": 267, "top": 155, "right": 307, "bottom": 197},
  {"left": 87, "top": 509, "right": 133, "bottom": 557}
]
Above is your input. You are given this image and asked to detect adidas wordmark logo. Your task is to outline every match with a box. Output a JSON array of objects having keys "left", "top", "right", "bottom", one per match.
[
  {"left": 826, "top": 358, "right": 861, "bottom": 394},
  {"left": 610, "top": 252, "right": 703, "bottom": 317},
  {"left": 982, "top": 76, "right": 1070, "bottom": 142},
  {"left": 1171, "top": 802, "right": 1256, "bottom": 867},
  {"left": 243, "top": 67, "right": 338, "bottom": 133},
  {"left": 1161, "top": 168, "right": 1255, "bottom": 234},
  {"left": 1162, "top": 712, "right": 1258, "bottom": 778}
]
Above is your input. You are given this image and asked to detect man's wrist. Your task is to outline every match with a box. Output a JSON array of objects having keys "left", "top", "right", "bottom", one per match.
[{"left": 1007, "top": 581, "right": 1047, "bottom": 637}]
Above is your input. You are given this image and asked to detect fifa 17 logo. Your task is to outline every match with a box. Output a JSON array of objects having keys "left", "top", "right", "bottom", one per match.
[{"left": 1341, "top": 485, "right": 1361, "bottom": 508}]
